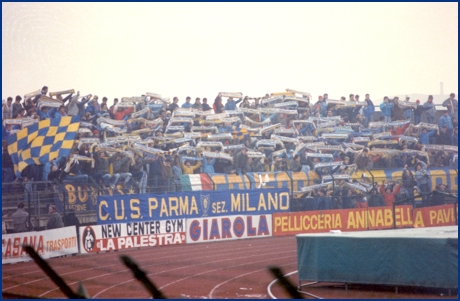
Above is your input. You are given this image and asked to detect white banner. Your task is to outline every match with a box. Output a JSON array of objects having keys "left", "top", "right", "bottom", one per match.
[
  {"left": 186, "top": 214, "right": 272, "bottom": 243},
  {"left": 219, "top": 92, "right": 243, "bottom": 98},
  {"left": 79, "top": 220, "right": 186, "bottom": 253},
  {"left": 2, "top": 226, "right": 78, "bottom": 264},
  {"left": 285, "top": 89, "right": 311, "bottom": 97}
]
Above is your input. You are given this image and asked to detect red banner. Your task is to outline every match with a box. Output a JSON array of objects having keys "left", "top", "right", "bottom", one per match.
[
  {"left": 412, "top": 204, "right": 458, "bottom": 228},
  {"left": 273, "top": 205, "right": 419, "bottom": 236}
]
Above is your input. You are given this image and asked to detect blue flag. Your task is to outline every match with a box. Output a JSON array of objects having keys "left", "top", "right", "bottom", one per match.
[{"left": 7, "top": 116, "right": 81, "bottom": 177}]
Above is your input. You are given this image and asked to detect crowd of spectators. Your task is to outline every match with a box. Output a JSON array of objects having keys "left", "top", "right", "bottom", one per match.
[{"left": 2, "top": 87, "right": 458, "bottom": 211}]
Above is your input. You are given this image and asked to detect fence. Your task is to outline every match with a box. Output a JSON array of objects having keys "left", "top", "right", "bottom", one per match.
[{"left": 2, "top": 169, "right": 458, "bottom": 233}]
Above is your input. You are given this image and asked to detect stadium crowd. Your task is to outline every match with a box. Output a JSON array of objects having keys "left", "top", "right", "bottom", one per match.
[{"left": 2, "top": 87, "right": 458, "bottom": 210}]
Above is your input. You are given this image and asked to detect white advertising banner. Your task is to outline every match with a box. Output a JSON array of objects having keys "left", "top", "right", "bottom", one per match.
[
  {"left": 79, "top": 219, "right": 186, "bottom": 253},
  {"left": 2, "top": 226, "right": 78, "bottom": 264},
  {"left": 186, "top": 214, "right": 272, "bottom": 243}
]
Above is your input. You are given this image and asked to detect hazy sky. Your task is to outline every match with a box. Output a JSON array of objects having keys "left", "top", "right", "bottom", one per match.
[{"left": 2, "top": 2, "right": 458, "bottom": 104}]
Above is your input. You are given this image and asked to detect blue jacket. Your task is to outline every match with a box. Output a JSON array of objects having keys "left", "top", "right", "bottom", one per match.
[
  {"left": 423, "top": 101, "right": 436, "bottom": 118},
  {"left": 404, "top": 108, "right": 413, "bottom": 119},
  {"left": 379, "top": 102, "right": 393, "bottom": 117},
  {"left": 38, "top": 107, "right": 57, "bottom": 120},
  {"left": 320, "top": 101, "right": 327, "bottom": 116},
  {"left": 85, "top": 103, "right": 99, "bottom": 115},
  {"left": 438, "top": 115, "right": 453, "bottom": 129},
  {"left": 419, "top": 129, "right": 436, "bottom": 145},
  {"left": 363, "top": 99, "right": 375, "bottom": 116},
  {"left": 202, "top": 158, "right": 216, "bottom": 173},
  {"left": 54, "top": 111, "right": 68, "bottom": 119},
  {"left": 181, "top": 102, "right": 193, "bottom": 109},
  {"left": 224, "top": 98, "right": 242, "bottom": 111}
]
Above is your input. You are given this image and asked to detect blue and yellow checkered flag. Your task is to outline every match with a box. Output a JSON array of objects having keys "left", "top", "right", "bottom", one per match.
[
  {"left": 7, "top": 116, "right": 81, "bottom": 177},
  {"left": 232, "top": 126, "right": 251, "bottom": 141}
]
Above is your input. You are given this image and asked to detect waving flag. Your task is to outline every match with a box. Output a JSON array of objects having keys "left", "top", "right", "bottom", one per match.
[{"left": 7, "top": 116, "right": 81, "bottom": 177}]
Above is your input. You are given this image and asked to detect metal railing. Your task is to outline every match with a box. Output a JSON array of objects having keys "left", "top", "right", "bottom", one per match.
[{"left": 2, "top": 173, "right": 457, "bottom": 233}]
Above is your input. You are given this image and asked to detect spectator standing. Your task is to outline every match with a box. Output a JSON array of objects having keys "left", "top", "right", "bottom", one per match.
[
  {"left": 452, "top": 127, "right": 458, "bottom": 146},
  {"left": 224, "top": 97, "right": 242, "bottom": 111},
  {"left": 63, "top": 209, "right": 80, "bottom": 228},
  {"left": 182, "top": 96, "right": 193, "bottom": 109},
  {"left": 341, "top": 187, "right": 355, "bottom": 209},
  {"left": 419, "top": 128, "right": 437, "bottom": 145},
  {"left": 401, "top": 168, "right": 416, "bottom": 203},
  {"left": 239, "top": 96, "right": 250, "bottom": 108},
  {"left": 109, "top": 98, "right": 119, "bottom": 118},
  {"left": 54, "top": 105, "right": 68, "bottom": 119},
  {"left": 413, "top": 99, "right": 424, "bottom": 125},
  {"left": 379, "top": 97, "right": 393, "bottom": 122},
  {"left": 316, "top": 189, "right": 331, "bottom": 210},
  {"left": 319, "top": 96, "right": 327, "bottom": 117},
  {"left": 367, "top": 188, "right": 386, "bottom": 207},
  {"left": 13, "top": 107, "right": 26, "bottom": 119},
  {"left": 213, "top": 96, "right": 225, "bottom": 113},
  {"left": 100, "top": 97, "right": 108, "bottom": 109},
  {"left": 363, "top": 94, "right": 374, "bottom": 126},
  {"left": 23, "top": 97, "right": 37, "bottom": 114},
  {"left": 202, "top": 98, "right": 211, "bottom": 111},
  {"left": 391, "top": 97, "right": 405, "bottom": 121},
  {"left": 78, "top": 144, "right": 93, "bottom": 175},
  {"left": 85, "top": 97, "right": 99, "bottom": 116},
  {"left": 404, "top": 124, "right": 420, "bottom": 138},
  {"left": 290, "top": 155, "right": 302, "bottom": 172},
  {"left": 37, "top": 105, "right": 57, "bottom": 120},
  {"left": 60, "top": 153, "right": 89, "bottom": 184},
  {"left": 171, "top": 155, "right": 183, "bottom": 192},
  {"left": 114, "top": 106, "right": 134, "bottom": 121},
  {"left": 181, "top": 158, "right": 202, "bottom": 175},
  {"left": 202, "top": 156, "right": 216, "bottom": 173},
  {"left": 3, "top": 97, "right": 13, "bottom": 119},
  {"left": 111, "top": 152, "right": 133, "bottom": 186},
  {"left": 128, "top": 151, "right": 152, "bottom": 194},
  {"left": 379, "top": 181, "right": 401, "bottom": 207},
  {"left": 171, "top": 155, "right": 182, "bottom": 178},
  {"left": 436, "top": 126, "right": 452, "bottom": 145},
  {"left": 438, "top": 110, "right": 454, "bottom": 136},
  {"left": 158, "top": 155, "right": 174, "bottom": 192},
  {"left": 47, "top": 157, "right": 67, "bottom": 182},
  {"left": 12, "top": 95, "right": 24, "bottom": 118},
  {"left": 414, "top": 159, "right": 430, "bottom": 207},
  {"left": 11, "top": 202, "right": 29, "bottom": 233},
  {"left": 93, "top": 151, "right": 119, "bottom": 189},
  {"left": 69, "top": 92, "right": 90, "bottom": 117},
  {"left": 354, "top": 148, "right": 370, "bottom": 170},
  {"left": 46, "top": 205, "right": 63, "bottom": 229},
  {"left": 192, "top": 98, "right": 202, "bottom": 110},
  {"left": 167, "top": 97, "right": 180, "bottom": 112},
  {"left": 389, "top": 122, "right": 410, "bottom": 137},
  {"left": 423, "top": 95, "right": 436, "bottom": 124},
  {"left": 251, "top": 98, "right": 261, "bottom": 109},
  {"left": 431, "top": 184, "right": 450, "bottom": 206},
  {"left": 442, "top": 93, "right": 458, "bottom": 119},
  {"left": 233, "top": 148, "right": 249, "bottom": 175},
  {"left": 149, "top": 156, "right": 162, "bottom": 193},
  {"left": 21, "top": 164, "right": 39, "bottom": 205},
  {"left": 2, "top": 140, "right": 15, "bottom": 193},
  {"left": 250, "top": 157, "right": 265, "bottom": 172},
  {"left": 403, "top": 96, "right": 414, "bottom": 121}
]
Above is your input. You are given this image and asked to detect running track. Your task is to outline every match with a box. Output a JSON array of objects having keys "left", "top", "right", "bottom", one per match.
[
  {"left": 3, "top": 236, "right": 298, "bottom": 299},
  {"left": 2, "top": 235, "right": 455, "bottom": 299}
]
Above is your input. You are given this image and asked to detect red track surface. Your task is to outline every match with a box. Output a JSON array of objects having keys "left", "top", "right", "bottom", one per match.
[{"left": 2, "top": 236, "right": 456, "bottom": 299}]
